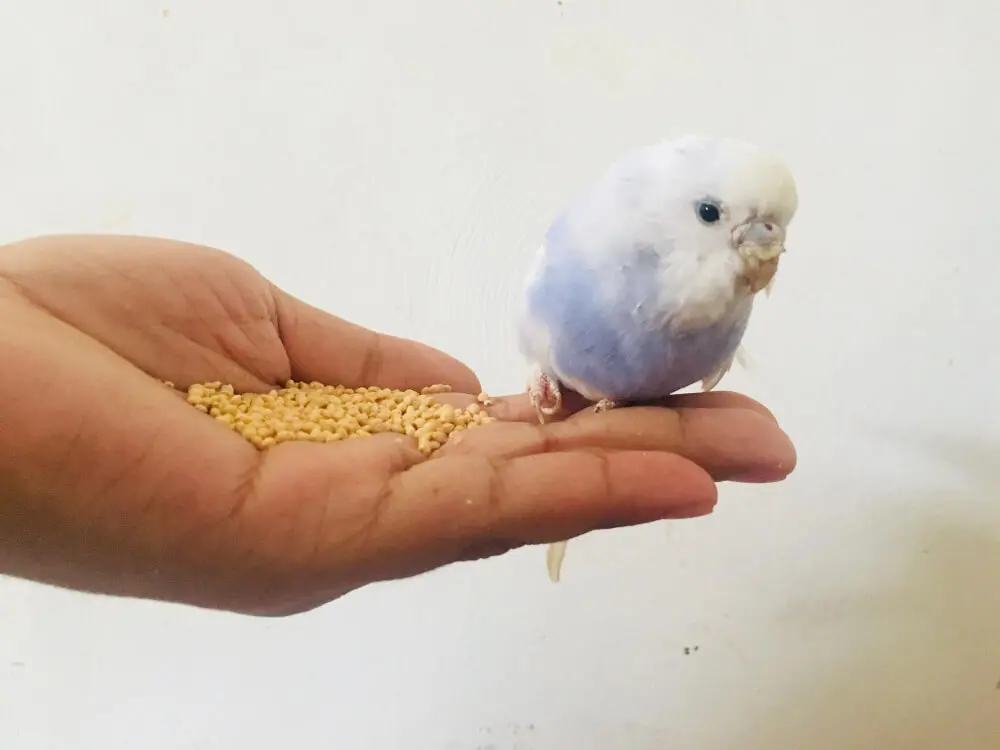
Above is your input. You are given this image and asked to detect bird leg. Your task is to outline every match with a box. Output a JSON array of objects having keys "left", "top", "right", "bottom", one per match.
[{"left": 528, "top": 367, "right": 562, "bottom": 424}]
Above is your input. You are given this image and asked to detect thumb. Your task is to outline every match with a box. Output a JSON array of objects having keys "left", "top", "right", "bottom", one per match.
[{"left": 270, "top": 286, "right": 482, "bottom": 394}]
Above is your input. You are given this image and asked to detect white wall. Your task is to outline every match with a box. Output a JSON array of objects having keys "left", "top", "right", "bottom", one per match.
[{"left": 2, "top": 1, "right": 999, "bottom": 747}]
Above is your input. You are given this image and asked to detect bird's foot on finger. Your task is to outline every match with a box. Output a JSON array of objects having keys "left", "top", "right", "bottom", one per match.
[
  {"left": 593, "top": 398, "right": 626, "bottom": 413},
  {"left": 528, "top": 370, "right": 562, "bottom": 423}
]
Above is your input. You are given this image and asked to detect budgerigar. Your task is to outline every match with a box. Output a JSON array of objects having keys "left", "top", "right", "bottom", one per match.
[{"left": 516, "top": 134, "right": 798, "bottom": 582}]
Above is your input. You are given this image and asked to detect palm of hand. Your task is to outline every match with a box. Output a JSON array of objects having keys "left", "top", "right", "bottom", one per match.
[{"left": 0, "top": 235, "right": 794, "bottom": 615}]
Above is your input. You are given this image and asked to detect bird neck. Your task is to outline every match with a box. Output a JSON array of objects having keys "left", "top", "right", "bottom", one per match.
[{"left": 655, "top": 249, "right": 753, "bottom": 333}]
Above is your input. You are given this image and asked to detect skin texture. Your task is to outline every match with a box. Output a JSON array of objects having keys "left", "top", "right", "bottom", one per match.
[{"left": 0, "top": 235, "right": 797, "bottom": 616}]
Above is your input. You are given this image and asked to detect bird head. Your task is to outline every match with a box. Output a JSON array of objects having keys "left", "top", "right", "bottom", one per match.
[{"left": 658, "top": 134, "right": 798, "bottom": 296}]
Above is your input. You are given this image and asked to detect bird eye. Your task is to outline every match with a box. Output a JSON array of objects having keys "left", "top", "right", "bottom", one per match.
[{"left": 696, "top": 201, "right": 722, "bottom": 225}]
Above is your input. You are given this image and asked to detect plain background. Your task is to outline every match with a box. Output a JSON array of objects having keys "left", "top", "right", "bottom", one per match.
[{"left": 2, "top": 1, "right": 999, "bottom": 747}]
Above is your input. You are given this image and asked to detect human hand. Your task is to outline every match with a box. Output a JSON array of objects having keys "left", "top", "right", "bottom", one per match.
[{"left": 0, "top": 235, "right": 796, "bottom": 615}]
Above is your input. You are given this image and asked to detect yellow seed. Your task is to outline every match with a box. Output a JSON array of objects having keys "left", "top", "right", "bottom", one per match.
[
  {"left": 181, "top": 380, "right": 496, "bottom": 455},
  {"left": 421, "top": 384, "right": 452, "bottom": 395}
]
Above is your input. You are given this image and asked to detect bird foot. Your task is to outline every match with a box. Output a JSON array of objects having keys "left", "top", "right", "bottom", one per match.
[
  {"left": 528, "top": 369, "right": 562, "bottom": 424},
  {"left": 593, "top": 398, "right": 625, "bottom": 413}
]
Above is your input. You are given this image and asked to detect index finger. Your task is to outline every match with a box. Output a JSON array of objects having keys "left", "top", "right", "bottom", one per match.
[
  {"left": 435, "top": 403, "right": 796, "bottom": 483},
  {"left": 437, "top": 389, "right": 781, "bottom": 424}
]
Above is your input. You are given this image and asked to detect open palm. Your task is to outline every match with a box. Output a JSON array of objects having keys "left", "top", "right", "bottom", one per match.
[{"left": 0, "top": 235, "right": 795, "bottom": 615}]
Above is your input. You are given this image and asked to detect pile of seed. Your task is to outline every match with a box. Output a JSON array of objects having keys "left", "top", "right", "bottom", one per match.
[{"left": 181, "top": 380, "right": 495, "bottom": 455}]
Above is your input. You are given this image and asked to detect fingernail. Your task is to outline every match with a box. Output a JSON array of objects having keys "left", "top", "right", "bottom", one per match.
[
  {"left": 730, "top": 462, "right": 793, "bottom": 483},
  {"left": 664, "top": 502, "right": 715, "bottom": 519}
]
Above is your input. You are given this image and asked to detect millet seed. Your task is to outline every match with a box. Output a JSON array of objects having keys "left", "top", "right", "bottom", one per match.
[{"left": 183, "top": 380, "right": 495, "bottom": 455}]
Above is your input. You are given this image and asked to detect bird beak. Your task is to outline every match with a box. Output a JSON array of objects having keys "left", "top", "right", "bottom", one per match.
[{"left": 732, "top": 220, "right": 786, "bottom": 294}]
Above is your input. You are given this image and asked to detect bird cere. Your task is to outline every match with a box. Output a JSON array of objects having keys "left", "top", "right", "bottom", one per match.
[
  {"left": 182, "top": 381, "right": 496, "bottom": 456},
  {"left": 516, "top": 134, "right": 799, "bottom": 583}
]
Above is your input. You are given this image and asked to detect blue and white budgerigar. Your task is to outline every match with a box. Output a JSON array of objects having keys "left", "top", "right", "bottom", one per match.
[{"left": 516, "top": 134, "right": 798, "bottom": 582}]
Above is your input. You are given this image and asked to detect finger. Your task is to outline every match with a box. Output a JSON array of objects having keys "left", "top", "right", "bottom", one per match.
[
  {"left": 436, "top": 405, "right": 796, "bottom": 483},
  {"left": 270, "top": 287, "right": 481, "bottom": 393},
  {"left": 361, "top": 449, "right": 718, "bottom": 577},
  {"left": 437, "top": 389, "right": 779, "bottom": 425},
  {"left": 658, "top": 391, "right": 779, "bottom": 422}
]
